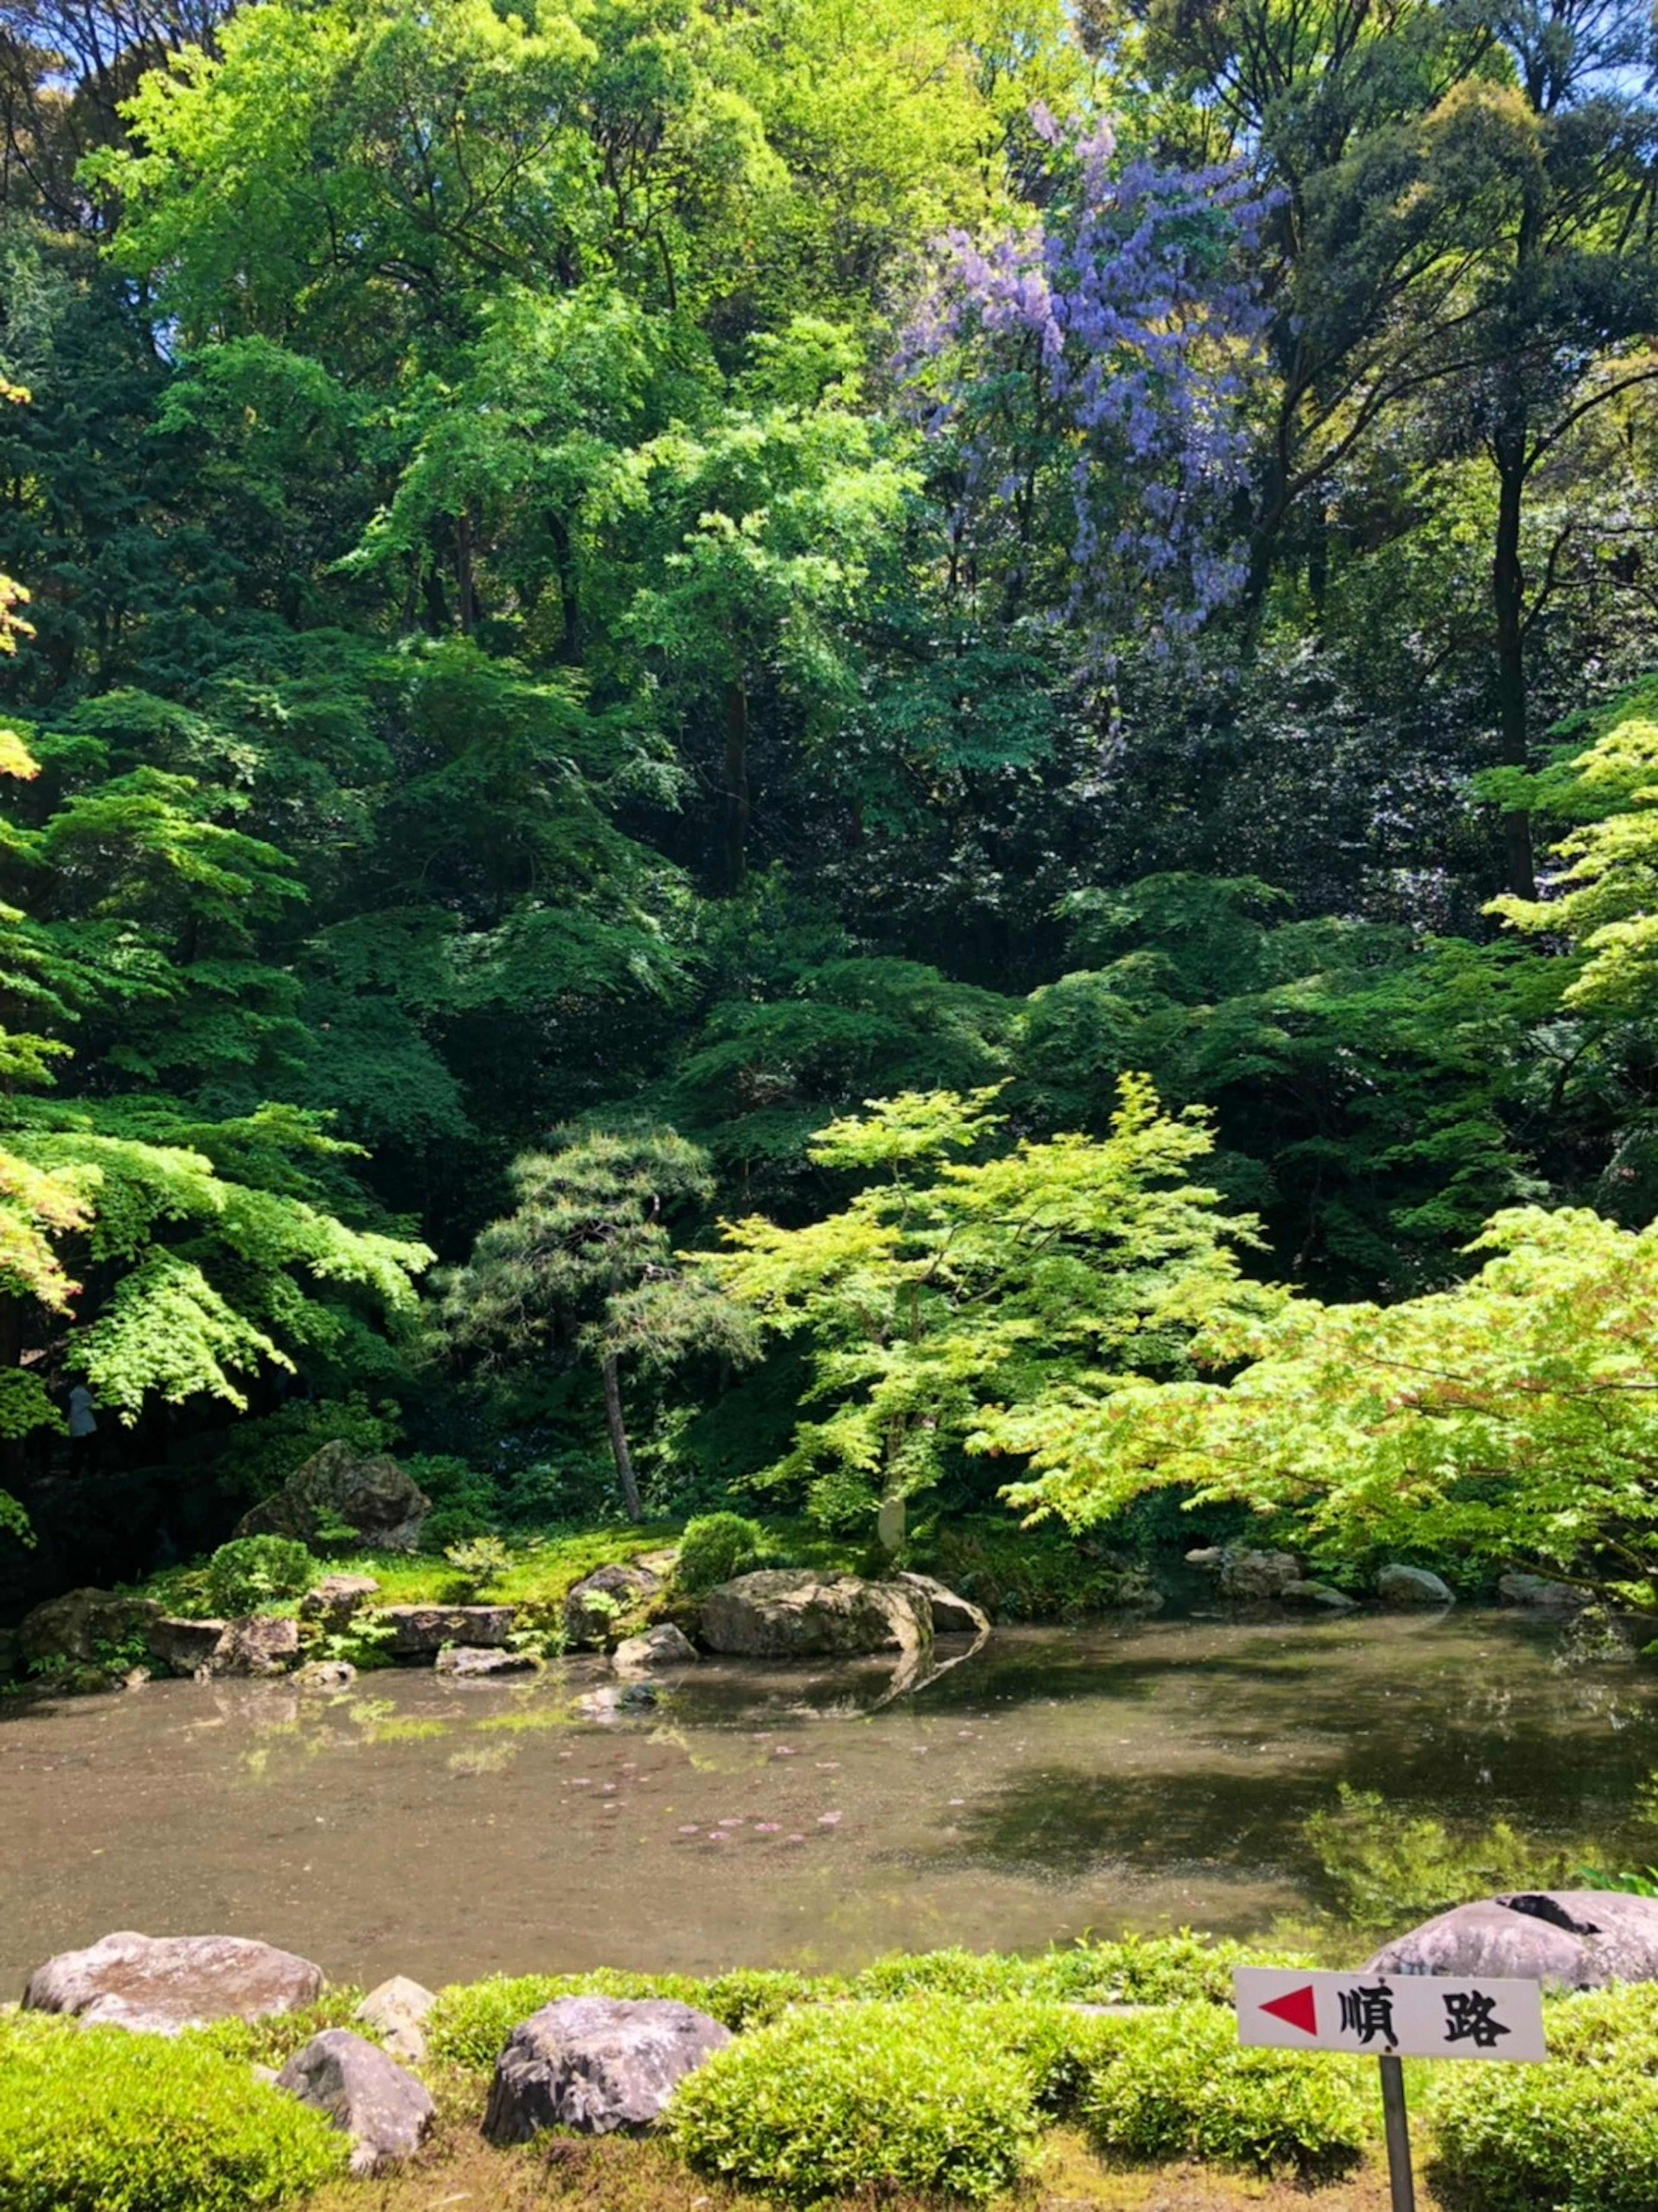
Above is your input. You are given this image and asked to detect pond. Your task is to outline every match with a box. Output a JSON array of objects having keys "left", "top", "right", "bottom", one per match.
[{"left": 3, "top": 1608, "right": 1653, "bottom": 1995}]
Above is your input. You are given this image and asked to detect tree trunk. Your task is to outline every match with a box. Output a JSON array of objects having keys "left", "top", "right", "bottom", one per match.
[
  {"left": 601, "top": 1351, "right": 642, "bottom": 1522},
  {"left": 1492, "top": 438, "right": 1536, "bottom": 898},
  {"left": 720, "top": 676, "right": 750, "bottom": 895}
]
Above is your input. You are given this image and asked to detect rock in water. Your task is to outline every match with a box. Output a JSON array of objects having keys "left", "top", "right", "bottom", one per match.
[
  {"left": 1376, "top": 1564, "right": 1455, "bottom": 1608},
  {"left": 896, "top": 1572, "right": 991, "bottom": 1638},
  {"left": 17, "top": 1589, "right": 161, "bottom": 1669},
  {"left": 1216, "top": 1550, "right": 1303, "bottom": 1599},
  {"left": 698, "top": 1570, "right": 932, "bottom": 1658},
  {"left": 24, "top": 1930, "right": 325, "bottom": 2034},
  {"left": 276, "top": 2028, "right": 435, "bottom": 2175},
  {"left": 146, "top": 1616, "right": 228, "bottom": 1675},
  {"left": 1499, "top": 1572, "right": 1588, "bottom": 1613},
  {"left": 563, "top": 1564, "right": 662, "bottom": 1648},
  {"left": 380, "top": 1604, "right": 515, "bottom": 1658},
  {"left": 1367, "top": 1892, "right": 1658, "bottom": 1990},
  {"left": 210, "top": 1616, "right": 301, "bottom": 1677},
  {"left": 434, "top": 1644, "right": 537, "bottom": 1677},
  {"left": 234, "top": 1441, "right": 430, "bottom": 1553},
  {"left": 612, "top": 1623, "right": 699, "bottom": 1674},
  {"left": 483, "top": 1997, "right": 732, "bottom": 2140},
  {"left": 355, "top": 1976, "right": 436, "bottom": 2066}
]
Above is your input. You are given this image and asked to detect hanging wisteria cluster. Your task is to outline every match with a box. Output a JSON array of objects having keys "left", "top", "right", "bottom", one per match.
[{"left": 902, "top": 108, "right": 1272, "bottom": 664}]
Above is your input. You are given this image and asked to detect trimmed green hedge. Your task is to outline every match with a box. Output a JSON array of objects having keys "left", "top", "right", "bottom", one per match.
[
  {"left": 0, "top": 2014, "right": 347, "bottom": 2212},
  {"left": 1429, "top": 1985, "right": 1658, "bottom": 2212},
  {"left": 668, "top": 2000, "right": 1042, "bottom": 2203},
  {"left": 1082, "top": 2002, "right": 1370, "bottom": 2179}
]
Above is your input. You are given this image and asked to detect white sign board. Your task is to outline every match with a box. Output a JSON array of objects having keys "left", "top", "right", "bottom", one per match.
[{"left": 1234, "top": 1967, "right": 1547, "bottom": 2063}]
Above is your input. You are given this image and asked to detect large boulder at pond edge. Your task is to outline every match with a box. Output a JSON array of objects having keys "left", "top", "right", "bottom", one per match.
[
  {"left": 147, "top": 1616, "right": 228, "bottom": 1675},
  {"left": 210, "top": 1616, "right": 301, "bottom": 1677},
  {"left": 1376, "top": 1563, "right": 1455, "bottom": 1607},
  {"left": 483, "top": 1996, "right": 732, "bottom": 2141},
  {"left": 612, "top": 1622, "right": 698, "bottom": 1675},
  {"left": 276, "top": 2028, "right": 435, "bottom": 2176},
  {"left": 17, "top": 1588, "right": 161, "bottom": 1669},
  {"left": 234, "top": 1441, "right": 430, "bottom": 1553},
  {"left": 698, "top": 1569, "right": 932, "bottom": 1659},
  {"left": 24, "top": 1930, "right": 325, "bottom": 2033},
  {"left": 1367, "top": 1892, "right": 1658, "bottom": 1990},
  {"left": 896, "top": 1571, "right": 991, "bottom": 1639},
  {"left": 381, "top": 1604, "right": 514, "bottom": 1659},
  {"left": 563, "top": 1562, "right": 661, "bottom": 1648}
]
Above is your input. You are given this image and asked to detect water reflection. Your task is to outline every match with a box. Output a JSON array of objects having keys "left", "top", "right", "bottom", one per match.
[{"left": 2, "top": 1611, "right": 1654, "bottom": 1992}]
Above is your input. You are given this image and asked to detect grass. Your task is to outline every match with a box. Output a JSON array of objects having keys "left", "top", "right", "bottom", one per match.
[{"left": 296, "top": 2120, "right": 1446, "bottom": 2210}]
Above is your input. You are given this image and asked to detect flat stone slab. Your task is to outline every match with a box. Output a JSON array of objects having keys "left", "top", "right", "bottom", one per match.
[
  {"left": 483, "top": 1996, "right": 732, "bottom": 2140},
  {"left": 434, "top": 1644, "right": 538, "bottom": 1677},
  {"left": 24, "top": 1930, "right": 325, "bottom": 2034}
]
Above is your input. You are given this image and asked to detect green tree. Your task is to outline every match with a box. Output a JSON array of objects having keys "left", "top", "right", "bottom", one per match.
[
  {"left": 434, "top": 1124, "right": 754, "bottom": 1519},
  {"left": 995, "top": 1201, "right": 1658, "bottom": 1622},
  {"left": 702, "top": 1075, "right": 1263, "bottom": 1533}
]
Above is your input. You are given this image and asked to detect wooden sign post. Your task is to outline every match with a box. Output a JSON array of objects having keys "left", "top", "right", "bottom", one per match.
[{"left": 1234, "top": 1967, "right": 1548, "bottom": 2210}]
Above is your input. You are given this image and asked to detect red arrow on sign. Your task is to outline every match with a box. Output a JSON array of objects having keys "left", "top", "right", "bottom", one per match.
[{"left": 1259, "top": 1984, "right": 1319, "bottom": 2037}]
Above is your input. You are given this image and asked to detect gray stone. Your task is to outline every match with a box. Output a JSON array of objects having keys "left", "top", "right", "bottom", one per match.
[
  {"left": 482, "top": 1996, "right": 732, "bottom": 2141},
  {"left": 1499, "top": 1572, "right": 1588, "bottom": 1613},
  {"left": 575, "top": 1682, "right": 659, "bottom": 1721},
  {"left": 1217, "top": 1549, "right": 1303, "bottom": 1600},
  {"left": 210, "top": 1616, "right": 301, "bottom": 1677},
  {"left": 234, "top": 1441, "right": 430, "bottom": 1554},
  {"left": 380, "top": 1604, "right": 514, "bottom": 1659},
  {"left": 276, "top": 2028, "right": 435, "bottom": 2176},
  {"left": 1280, "top": 1580, "right": 1359, "bottom": 1610},
  {"left": 433, "top": 1644, "right": 538, "bottom": 1678},
  {"left": 1185, "top": 1546, "right": 1225, "bottom": 1569},
  {"left": 294, "top": 1659, "right": 358, "bottom": 1691},
  {"left": 1367, "top": 1892, "right": 1658, "bottom": 1991},
  {"left": 17, "top": 1589, "right": 162, "bottom": 1669},
  {"left": 897, "top": 1571, "right": 992, "bottom": 1638},
  {"left": 24, "top": 1930, "right": 324, "bottom": 2035},
  {"left": 300, "top": 1574, "right": 382, "bottom": 1630},
  {"left": 355, "top": 1976, "right": 435, "bottom": 2066},
  {"left": 612, "top": 1623, "right": 699, "bottom": 1675},
  {"left": 699, "top": 1570, "right": 933, "bottom": 1660},
  {"left": 563, "top": 1564, "right": 661, "bottom": 1649},
  {"left": 146, "top": 1616, "right": 228, "bottom": 1675},
  {"left": 1376, "top": 1564, "right": 1455, "bottom": 1608}
]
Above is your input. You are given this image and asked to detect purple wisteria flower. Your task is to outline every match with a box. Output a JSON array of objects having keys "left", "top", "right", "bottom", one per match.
[{"left": 900, "top": 112, "right": 1272, "bottom": 666}]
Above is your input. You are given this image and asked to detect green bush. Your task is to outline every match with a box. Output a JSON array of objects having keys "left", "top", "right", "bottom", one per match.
[
  {"left": 193, "top": 1990, "right": 367, "bottom": 2067},
  {"left": 702, "top": 1967, "right": 836, "bottom": 2029},
  {"left": 1428, "top": 1985, "right": 1658, "bottom": 2212},
  {"left": 0, "top": 2013, "right": 347, "bottom": 2211},
  {"left": 1081, "top": 2002, "right": 1368, "bottom": 2179},
  {"left": 849, "top": 1933, "right": 1296, "bottom": 2009},
  {"left": 668, "top": 2000, "right": 1041, "bottom": 2204},
  {"left": 674, "top": 1512, "right": 769, "bottom": 1596},
  {"left": 204, "top": 1536, "right": 318, "bottom": 1618},
  {"left": 427, "top": 1968, "right": 708, "bottom": 2070}
]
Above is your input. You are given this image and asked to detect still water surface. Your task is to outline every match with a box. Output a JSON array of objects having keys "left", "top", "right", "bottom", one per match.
[{"left": 3, "top": 1610, "right": 1653, "bottom": 1993}]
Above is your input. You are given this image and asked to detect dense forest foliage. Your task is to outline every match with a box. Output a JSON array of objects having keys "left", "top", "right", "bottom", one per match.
[{"left": 5, "top": 0, "right": 1658, "bottom": 1600}]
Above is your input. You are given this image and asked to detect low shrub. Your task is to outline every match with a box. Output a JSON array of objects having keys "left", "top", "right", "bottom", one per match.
[
  {"left": 204, "top": 1536, "right": 318, "bottom": 1619},
  {"left": 1428, "top": 1984, "right": 1658, "bottom": 2211},
  {"left": 702, "top": 1967, "right": 835, "bottom": 2029},
  {"left": 1081, "top": 2002, "right": 1368, "bottom": 2179},
  {"left": 674, "top": 1512, "right": 770, "bottom": 1596},
  {"left": 667, "top": 1999, "right": 1041, "bottom": 2204},
  {"left": 0, "top": 2012, "right": 347, "bottom": 2211},
  {"left": 849, "top": 1933, "right": 1297, "bottom": 2009},
  {"left": 193, "top": 1990, "right": 367, "bottom": 2067},
  {"left": 427, "top": 1968, "right": 708, "bottom": 2070}
]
